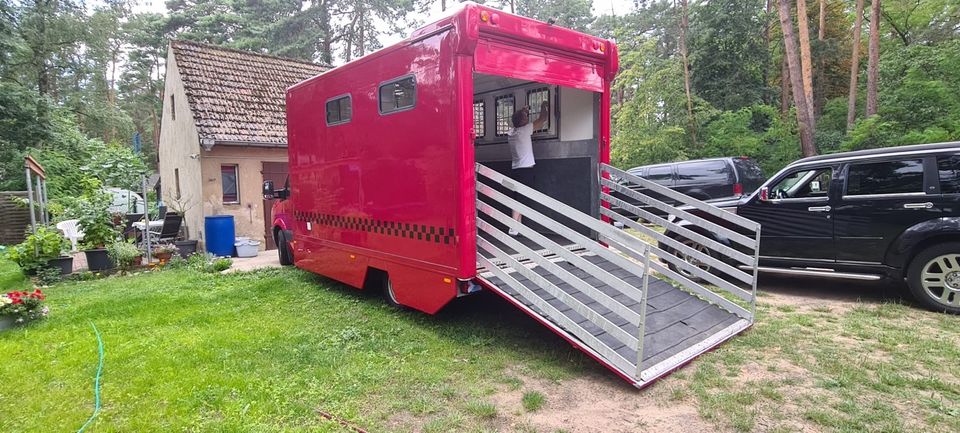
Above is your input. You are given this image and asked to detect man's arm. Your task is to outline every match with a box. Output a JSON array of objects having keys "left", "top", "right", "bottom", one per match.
[{"left": 532, "top": 101, "right": 550, "bottom": 130}]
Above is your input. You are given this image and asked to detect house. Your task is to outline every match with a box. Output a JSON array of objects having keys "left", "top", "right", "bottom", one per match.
[{"left": 157, "top": 40, "right": 328, "bottom": 250}]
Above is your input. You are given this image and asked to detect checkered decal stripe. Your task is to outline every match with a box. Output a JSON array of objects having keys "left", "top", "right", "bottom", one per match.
[{"left": 294, "top": 211, "right": 455, "bottom": 244}]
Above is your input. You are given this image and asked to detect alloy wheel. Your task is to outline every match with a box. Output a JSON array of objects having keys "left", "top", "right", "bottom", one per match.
[{"left": 920, "top": 253, "right": 960, "bottom": 308}]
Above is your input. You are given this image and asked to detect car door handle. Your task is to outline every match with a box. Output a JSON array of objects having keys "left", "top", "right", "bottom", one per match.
[
  {"left": 903, "top": 202, "right": 934, "bottom": 209},
  {"left": 807, "top": 205, "right": 831, "bottom": 212}
]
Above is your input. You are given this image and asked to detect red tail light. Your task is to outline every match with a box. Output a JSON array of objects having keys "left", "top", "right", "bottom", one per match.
[{"left": 733, "top": 183, "right": 743, "bottom": 196}]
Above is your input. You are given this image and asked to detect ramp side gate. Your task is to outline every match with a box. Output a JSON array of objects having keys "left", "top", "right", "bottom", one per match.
[{"left": 474, "top": 163, "right": 760, "bottom": 388}]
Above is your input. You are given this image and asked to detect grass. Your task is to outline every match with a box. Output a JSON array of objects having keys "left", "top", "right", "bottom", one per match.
[
  {"left": 1, "top": 260, "right": 957, "bottom": 433},
  {"left": 521, "top": 390, "right": 546, "bottom": 412},
  {"left": 680, "top": 300, "right": 960, "bottom": 433},
  {"left": 0, "top": 260, "right": 589, "bottom": 432}
]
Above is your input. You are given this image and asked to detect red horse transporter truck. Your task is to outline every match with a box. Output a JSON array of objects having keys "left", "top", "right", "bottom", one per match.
[{"left": 264, "top": 3, "right": 762, "bottom": 388}]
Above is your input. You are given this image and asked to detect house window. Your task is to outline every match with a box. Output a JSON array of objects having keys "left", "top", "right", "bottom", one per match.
[
  {"left": 325, "top": 94, "right": 352, "bottom": 125},
  {"left": 495, "top": 94, "right": 515, "bottom": 136},
  {"left": 379, "top": 75, "right": 416, "bottom": 114},
  {"left": 174, "top": 168, "right": 181, "bottom": 200},
  {"left": 526, "top": 87, "right": 550, "bottom": 133},
  {"left": 221, "top": 165, "right": 239, "bottom": 204},
  {"left": 473, "top": 100, "right": 485, "bottom": 138},
  {"left": 170, "top": 95, "right": 176, "bottom": 120}
]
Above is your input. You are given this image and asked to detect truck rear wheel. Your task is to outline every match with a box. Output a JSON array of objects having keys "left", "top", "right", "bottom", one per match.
[
  {"left": 383, "top": 277, "right": 408, "bottom": 310},
  {"left": 907, "top": 242, "right": 960, "bottom": 314}
]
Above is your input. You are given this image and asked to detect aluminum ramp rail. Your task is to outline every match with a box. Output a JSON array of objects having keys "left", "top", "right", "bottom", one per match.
[{"left": 474, "top": 163, "right": 760, "bottom": 388}]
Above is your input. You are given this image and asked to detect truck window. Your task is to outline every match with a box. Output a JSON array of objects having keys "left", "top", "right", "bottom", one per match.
[
  {"left": 846, "top": 159, "right": 924, "bottom": 196},
  {"left": 676, "top": 160, "right": 728, "bottom": 185},
  {"left": 325, "top": 95, "right": 351, "bottom": 125},
  {"left": 495, "top": 94, "right": 515, "bottom": 136},
  {"left": 645, "top": 166, "right": 673, "bottom": 184},
  {"left": 379, "top": 76, "right": 415, "bottom": 114},
  {"left": 473, "top": 100, "right": 485, "bottom": 138},
  {"left": 937, "top": 154, "right": 960, "bottom": 194},
  {"left": 526, "top": 87, "right": 550, "bottom": 133}
]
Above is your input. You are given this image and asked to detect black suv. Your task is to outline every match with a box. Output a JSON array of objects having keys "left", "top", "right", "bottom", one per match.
[
  {"left": 624, "top": 157, "right": 765, "bottom": 201},
  {"left": 663, "top": 142, "right": 960, "bottom": 314}
]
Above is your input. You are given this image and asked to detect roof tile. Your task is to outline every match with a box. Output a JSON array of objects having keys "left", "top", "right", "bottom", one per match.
[{"left": 170, "top": 40, "right": 329, "bottom": 146}]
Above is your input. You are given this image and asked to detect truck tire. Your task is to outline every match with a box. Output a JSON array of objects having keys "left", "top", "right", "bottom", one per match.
[
  {"left": 383, "top": 277, "right": 408, "bottom": 310},
  {"left": 906, "top": 242, "right": 960, "bottom": 314},
  {"left": 276, "top": 230, "right": 294, "bottom": 266}
]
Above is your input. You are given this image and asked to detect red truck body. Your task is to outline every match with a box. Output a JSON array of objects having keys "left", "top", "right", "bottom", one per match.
[{"left": 278, "top": 4, "right": 617, "bottom": 314}]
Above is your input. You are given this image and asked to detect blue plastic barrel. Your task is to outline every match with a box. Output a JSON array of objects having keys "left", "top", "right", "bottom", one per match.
[{"left": 205, "top": 215, "right": 235, "bottom": 257}]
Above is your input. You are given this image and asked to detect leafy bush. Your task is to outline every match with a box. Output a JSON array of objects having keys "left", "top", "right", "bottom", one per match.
[
  {"left": 77, "top": 178, "right": 120, "bottom": 249},
  {"left": 166, "top": 253, "right": 231, "bottom": 273},
  {"left": 207, "top": 258, "right": 233, "bottom": 273},
  {"left": 6, "top": 226, "right": 69, "bottom": 274},
  {"left": 107, "top": 241, "right": 142, "bottom": 270},
  {"left": 36, "top": 266, "right": 63, "bottom": 286}
]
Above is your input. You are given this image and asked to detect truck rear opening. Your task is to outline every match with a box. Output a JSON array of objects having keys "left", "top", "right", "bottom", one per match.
[{"left": 279, "top": 3, "right": 759, "bottom": 388}]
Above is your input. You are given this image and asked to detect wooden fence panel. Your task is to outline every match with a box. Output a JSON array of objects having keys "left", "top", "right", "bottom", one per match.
[{"left": 0, "top": 191, "right": 30, "bottom": 245}]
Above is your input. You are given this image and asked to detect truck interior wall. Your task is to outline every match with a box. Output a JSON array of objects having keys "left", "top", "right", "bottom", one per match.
[{"left": 473, "top": 74, "right": 601, "bottom": 236}]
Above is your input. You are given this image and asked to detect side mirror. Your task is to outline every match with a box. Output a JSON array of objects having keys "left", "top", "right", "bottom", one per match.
[
  {"left": 759, "top": 186, "right": 769, "bottom": 202},
  {"left": 262, "top": 180, "right": 275, "bottom": 200}
]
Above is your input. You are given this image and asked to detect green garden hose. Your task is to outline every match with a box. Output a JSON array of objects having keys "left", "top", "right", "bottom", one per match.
[{"left": 77, "top": 322, "right": 104, "bottom": 433}]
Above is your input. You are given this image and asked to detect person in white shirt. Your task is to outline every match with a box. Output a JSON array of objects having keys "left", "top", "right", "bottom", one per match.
[{"left": 507, "top": 101, "right": 550, "bottom": 236}]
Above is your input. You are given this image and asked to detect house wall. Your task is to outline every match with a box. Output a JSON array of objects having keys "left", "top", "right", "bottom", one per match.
[
  {"left": 157, "top": 49, "right": 204, "bottom": 244},
  {"left": 200, "top": 146, "right": 288, "bottom": 249}
]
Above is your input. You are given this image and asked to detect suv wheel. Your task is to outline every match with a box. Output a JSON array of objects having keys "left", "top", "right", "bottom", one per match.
[
  {"left": 907, "top": 242, "right": 960, "bottom": 314},
  {"left": 668, "top": 239, "right": 713, "bottom": 281}
]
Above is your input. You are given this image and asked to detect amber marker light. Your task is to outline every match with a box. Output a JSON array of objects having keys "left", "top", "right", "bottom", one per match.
[{"left": 480, "top": 10, "right": 490, "bottom": 23}]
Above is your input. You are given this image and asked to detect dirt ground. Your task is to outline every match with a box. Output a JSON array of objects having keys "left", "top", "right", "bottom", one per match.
[{"left": 483, "top": 275, "right": 913, "bottom": 433}]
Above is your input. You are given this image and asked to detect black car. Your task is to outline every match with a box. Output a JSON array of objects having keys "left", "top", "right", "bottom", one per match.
[
  {"left": 626, "top": 157, "right": 765, "bottom": 200},
  {"left": 662, "top": 142, "right": 960, "bottom": 314}
]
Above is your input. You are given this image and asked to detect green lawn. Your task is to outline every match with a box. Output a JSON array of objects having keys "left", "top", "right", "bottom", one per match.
[
  {"left": 0, "top": 261, "right": 592, "bottom": 432},
  {"left": 1, "top": 260, "right": 958, "bottom": 433}
]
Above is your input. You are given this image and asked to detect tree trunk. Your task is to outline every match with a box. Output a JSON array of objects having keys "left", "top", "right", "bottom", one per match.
[
  {"left": 319, "top": 0, "right": 333, "bottom": 65},
  {"left": 781, "top": 55, "right": 791, "bottom": 115},
  {"left": 796, "top": 0, "right": 816, "bottom": 126},
  {"left": 865, "top": 0, "right": 880, "bottom": 117},
  {"left": 846, "top": 0, "right": 865, "bottom": 130},
  {"left": 815, "top": 0, "right": 826, "bottom": 116},
  {"left": 677, "top": 0, "right": 696, "bottom": 146},
  {"left": 778, "top": 0, "right": 817, "bottom": 156},
  {"left": 764, "top": 0, "right": 773, "bottom": 104},
  {"left": 441, "top": 0, "right": 447, "bottom": 11}
]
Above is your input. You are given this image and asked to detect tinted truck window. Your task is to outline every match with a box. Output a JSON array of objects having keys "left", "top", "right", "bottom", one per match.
[
  {"left": 846, "top": 159, "right": 924, "bottom": 196},
  {"left": 676, "top": 160, "right": 728, "bottom": 185},
  {"left": 938, "top": 154, "right": 960, "bottom": 194},
  {"left": 645, "top": 166, "right": 673, "bottom": 184}
]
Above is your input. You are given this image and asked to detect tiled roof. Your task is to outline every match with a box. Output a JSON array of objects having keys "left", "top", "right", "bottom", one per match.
[{"left": 169, "top": 40, "right": 329, "bottom": 146}]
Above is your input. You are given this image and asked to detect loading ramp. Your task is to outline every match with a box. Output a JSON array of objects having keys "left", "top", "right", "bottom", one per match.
[{"left": 475, "top": 163, "right": 761, "bottom": 388}]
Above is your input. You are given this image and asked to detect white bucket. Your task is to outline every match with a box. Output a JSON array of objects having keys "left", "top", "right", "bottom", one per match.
[{"left": 234, "top": 237, "right": 261, "bottom": 258}]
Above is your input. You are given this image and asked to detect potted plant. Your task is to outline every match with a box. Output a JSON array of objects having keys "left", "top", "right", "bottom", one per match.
[
  {"left": 79, "top": 189, "right": 120, "bottom": 272},
  {"left": 0, "top": 289, "right": 48, "bottom": 331},
  {"left": 165, "top": 194, "right": 198, "bottom": 258},
  {"left": 6, "top": 226, "right": 72, "bottom": 276},
  {"left": 153, "top": 243, "right": 178, "bottom": 264},
  {"left": 107, "top": 240, "right": 143, "bottom": 271}
]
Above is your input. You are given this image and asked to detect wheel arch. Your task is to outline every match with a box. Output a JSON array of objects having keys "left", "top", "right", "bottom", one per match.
[{"left": 886, "top": 217, "right": 960, "bottom": 273}]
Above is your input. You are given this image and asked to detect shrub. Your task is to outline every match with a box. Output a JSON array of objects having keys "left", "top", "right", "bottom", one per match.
[
  {"left": 107, "top": 241, "right": 142, "bottom": 270},
  {"left": 207, "top": 257, "right": 232, "bottom": 273},
  {"left": 6, "top": 226, "right": 69, "bottom": 274}
]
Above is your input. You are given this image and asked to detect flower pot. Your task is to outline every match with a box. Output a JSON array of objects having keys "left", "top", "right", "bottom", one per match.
[
  {"left": 155, "top": 252, "right": 173, "bottom": 264},
  {"left": 49, "top": 256, "right": 74, "bottom": 275},
  {"left": 84, "top": 248, "right": 115, "bottom": 272},
  {"left": 175, "top": 240, "right": 199, "bottom": 258},
  {"left": 0, "top": 315, "right": 16, "bottom": 331}
]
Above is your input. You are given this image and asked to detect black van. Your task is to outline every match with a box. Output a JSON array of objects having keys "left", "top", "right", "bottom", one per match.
[{"left": 625, "top": 157, "right": 765, "bottom": 200}]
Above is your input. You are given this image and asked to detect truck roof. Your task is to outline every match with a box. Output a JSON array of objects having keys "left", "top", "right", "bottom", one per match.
[{"left": 289, "top": 2, "right": 616, "bottom": 93}]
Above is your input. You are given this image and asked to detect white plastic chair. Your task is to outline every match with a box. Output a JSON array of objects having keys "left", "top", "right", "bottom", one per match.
[{"left": 56, "top": 219, "right": 84, "bottom": 252}]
